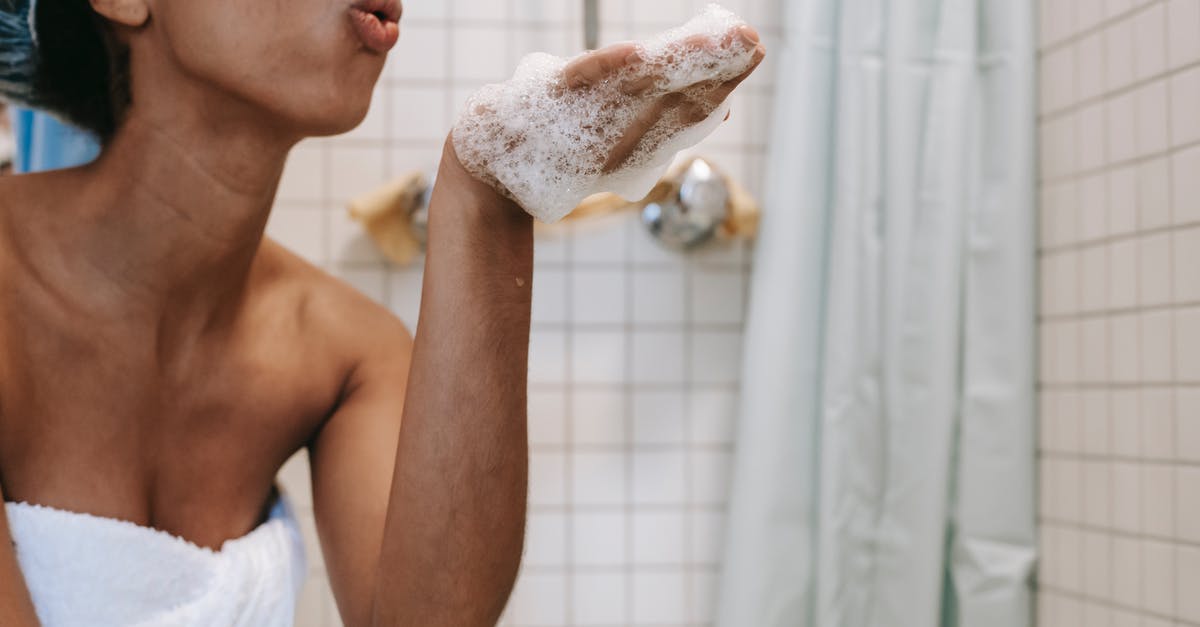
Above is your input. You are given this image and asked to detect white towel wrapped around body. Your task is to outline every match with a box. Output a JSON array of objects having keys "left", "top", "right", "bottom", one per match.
[{"left": 4, "top": 491, "right": 307, "bottom": 627}]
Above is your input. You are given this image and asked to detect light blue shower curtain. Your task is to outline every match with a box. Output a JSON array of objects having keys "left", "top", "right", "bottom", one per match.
[
  {"left": 717, "top": 1, "right": 1036, "bottom": 626},
  {"left": 9, "top": 107, "right": 100, "bottom": 173}
]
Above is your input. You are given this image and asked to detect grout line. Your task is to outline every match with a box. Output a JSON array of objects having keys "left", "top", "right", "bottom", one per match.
[
  {"left": 1036, "top": 219, "right": 1200, "bottom": 257},
  {"left": 1038, "top": 583, "right": 1200, "bottom": 627},
  {"left": 1037, "top": 0, "right": 1166, "bottom": 58},
  {"left": 1038, "top": 56, "right": 1200, "bottom": 123}
]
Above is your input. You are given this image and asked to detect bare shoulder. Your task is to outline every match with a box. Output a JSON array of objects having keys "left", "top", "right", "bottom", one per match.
[{"left": 254, "top": 239, "right": 414, "bottom": 380}]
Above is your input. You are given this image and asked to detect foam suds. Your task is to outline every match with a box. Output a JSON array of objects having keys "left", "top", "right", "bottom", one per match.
[{"left": 451, "top": 4, "right": 757, "bottom": 223}]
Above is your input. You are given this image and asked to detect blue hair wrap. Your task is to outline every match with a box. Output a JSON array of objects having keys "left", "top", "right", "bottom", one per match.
[{"left": 0, "top": 0, "right": 39, "bottom": 106}]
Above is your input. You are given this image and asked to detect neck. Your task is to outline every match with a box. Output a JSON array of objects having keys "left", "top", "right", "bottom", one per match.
[{"left": 60, "top": 106, "right": 297, "bottom": 325}]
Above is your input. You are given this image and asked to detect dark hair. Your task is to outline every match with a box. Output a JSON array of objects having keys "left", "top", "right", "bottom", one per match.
[{"left": 31, "top": 0, "right": 129, "bottom": 140}]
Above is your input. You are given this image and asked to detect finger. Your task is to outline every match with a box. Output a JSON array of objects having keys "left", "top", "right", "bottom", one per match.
[
  {"left": 563, "top": 42, "right": 643, "bottom": 89},
  {"left": 602, "top": 92, "right": 685, "bottom": 173},
  {"left": 619, "top": 74, "right": 658, "bottom": 96},
  {"left": 701, "top": 43, "right": 766, "bottom": 107},
  {"left": 725, "top": 24, "right": 762, "bottom": 51}
]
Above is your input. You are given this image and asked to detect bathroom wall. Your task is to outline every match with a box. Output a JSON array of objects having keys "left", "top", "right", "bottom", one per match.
[
  {"left": 271, "top": 1, "right": 778, "bottom": 625},
  {"left": 1036, "top": 0, "right": 1200, "bottom": 624}
]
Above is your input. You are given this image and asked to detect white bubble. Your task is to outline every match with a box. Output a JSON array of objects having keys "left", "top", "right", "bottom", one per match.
[{"left": 451, "top": 4, "right": 756, "bottom": 223}]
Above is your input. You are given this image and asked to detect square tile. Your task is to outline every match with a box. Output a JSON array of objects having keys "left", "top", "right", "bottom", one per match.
[
  {"left": 1142, "top": 463, "right": 1175, "bottom": 537},
  {"left": 1139, "top": 233, "right": 1172, "bottom": 306},
  {"left": 1179, "top": 544, "right": 1200, "bottom": 622},
  {"left": 529, "top": 330, "right": 568, "bottom": 384},
  {"left": 572, "top": 330, "right": 627, "bottom": 384},
  {"left": 631, "top": 331, "right": 686, "bottom": 384},
  {"left": 1173, "top": 146, "right": 1200, "bottom": 225},
  {"left": 532, "top": 268, "right": 568, "bottom": 324},
  {"left": 1042, "top": 46, "right": 1078, "bottom": 112},
  {"left": 632, "top": 269, "right": 686, "bottom": 324},
  {"left": 571, "top": 213, "right": 631, "bottom": 264},
  {"left": 1179, "top": 307, "right": 1200, "bottom": 381},
  {"left": 451, "top": 26, "right": 511, "bottom": 81},
  {"left": 1168, "top": 0, "right": 1200, "bottom": 69},
  {"left": 1080, "top": 243, "right": 1108, "bottom": 311},
  {"left": 1078, "top": 101, "right": 1108, "bottom": 171},
  {"left": 690, "top": 331, "right": 744, "bottom": 384},
  {"left": 453, "top": 0, "right": 509, "bottom": 20},
  {"left": 529, "top": 451, "right": 567, "bottom": 506},
  {"left": 387, "top": 267, "right": 424, "bottom": 329},
  {"left": 1171, "top": 66, "right": 1200, "bottom": 146},
  {"left": 631, "top": 572, "right": 687, "bottom": 624},
  {"left": 690, "top": 270, "right": 746, "bottom": 324},
  {"left": 632, "top": 390, "right": 686, "bottom": 445},
  {"left": 1178, "top": 466, "right": 1200, "bottom": 543},
  {"left": 1132, "top": 3, "right": 1168, "bottom": 80},
  {"left": 1142, "top": 539, "right": 1175, "bottom": 614},
  {"left": 1135, "top": 80, "right": 1169, "bottom": 157},
  {"left": 1108, "top": 238, "right": 1139, "bottom": 309},
  {"left": 1100, "top": 392, "right": 1134, "bottom": 458},
  {"left": 1081, "top": 390, "right": 1111, "bottom": 454},
  {"left": 278, "top": 146, "right": 325, "bottom": 203},
  {"left": 689, "top": 570, "right": 721, "bottom": 623},
  {"left": 1110, "top": 313, "right": 1141, "bottom": 383},
  {"left": 1111, "top": 535, "right": 1142, "bottom": 608},
  {"left": 267, "top": 207, "right": 326, "bottom": 264},
  {"left": 506, "top": 573, "right": 567, "bottom": 626},
  {"left": 1105, "top": 19, "right": 1136, "bottom": 92},
  {"left": 1106, "top": 165, "right": 1137, "bottom": 235},
  {"left": 691, "top": 388, "right": 738, "bottom": 445},
  {"left": 572, "top": 269, "right": 628, "bottom": 324},
  {"left": 1080, "top": 318, "right": 1109, "bottom": 383},
  {"left": 528, "top": 390, "right": 567, "bottom": 446},
  {"left": 1083, "top": 461, "right": 1112, "bottom": 527},
  {"left": 1076, "top": 32, "right": 1108, "bottom": 101},
  {"left": 329, "top": 145, "right": 389, "bottom": 206},
  {"left": 1142, "top": 388, "right": 1175, "bottom": 460},
  {"left": 390, "top": 86, "right": 449, "bottom": 141},
  {"left": 1082, "top": 530, "right": 1111, "bottom": 598},
  {"left": 689, "top": 450, "right": 733, "bottom": 505},
  {"left": 1112, "top": 461, "right": 1142, "bottom": 532},
  {"left": 1041, "top": 113, "right": 1078, "bottom": 179},
  {"left": 571, "top": 573, "right": 627, "bottom": 625},
  {"left": 1137, "top": 157, "right": 1171, "bottom": 229},
  {"left": 572, "top": 388, "right": 627, "bottom": 445},
  {"left": 1107, "top": 91, "right": 1139, "bottom": 164},
  {"left": 1179, "top": 387, "right": 1200, "bottom": 462},
  {"left": 1174, "top": 227, "right": 1200, "bottom": 303},
  {"left": 523, "top": 512, "right": 567, "bottom": 567},
  {"left": 1140, "top": 309, "right": 1174, "bottom": 382},
  {"left": 573, "top": 512, "right": 626, "bottom": 565},
  {"left": 572, "top": 451, "right": 627, "bottom": 505},
  {"left": 388, "top": 25, "right": 448, "bottom": 80},
  {"left": 632, "top": 511, "right": 686, "bottom": 564},
  {"left": 632, "top": 450, "right": 687, "bottom": 505}
]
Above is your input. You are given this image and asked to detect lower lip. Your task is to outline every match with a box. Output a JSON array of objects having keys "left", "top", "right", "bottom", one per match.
[{"left": 349, "top": 8, "right": 399, "bottom": 53}]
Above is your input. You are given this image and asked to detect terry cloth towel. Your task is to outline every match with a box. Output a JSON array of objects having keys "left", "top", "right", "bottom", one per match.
[{"left": 4, "top": 490, "right": 307, "bottom": 627}]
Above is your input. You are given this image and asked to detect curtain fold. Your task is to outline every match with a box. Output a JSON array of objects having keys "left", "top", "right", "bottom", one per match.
[{"left": 716, "top": 1, "right": 1036, "bottom": 625}]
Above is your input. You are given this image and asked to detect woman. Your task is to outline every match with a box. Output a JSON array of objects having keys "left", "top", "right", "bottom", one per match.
[{"left": 0, "top": 0, "right": 764, "bottom": 624}]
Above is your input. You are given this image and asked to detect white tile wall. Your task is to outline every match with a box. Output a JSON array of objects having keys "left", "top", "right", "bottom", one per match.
[
  {"left": 1037, "top": 0, "right": 1200, "bottom": 624},
  {"left": 271, "top": 0, "right": 778, "bottom": 625}
]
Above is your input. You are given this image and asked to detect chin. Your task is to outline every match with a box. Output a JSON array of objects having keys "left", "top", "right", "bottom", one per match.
[{"left": 288, "top": 95, "right": 375, "bottom": 138}]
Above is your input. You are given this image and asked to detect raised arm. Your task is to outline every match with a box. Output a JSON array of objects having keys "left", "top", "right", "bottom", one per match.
[
  {"left": 313, "top": 28, "right": 765, "bottom": 627},
  {"left": 364, "top": 141, "right": 534, "bottom": 627}
]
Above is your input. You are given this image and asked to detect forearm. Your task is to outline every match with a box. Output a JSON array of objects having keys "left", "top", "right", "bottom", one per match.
[{"left": 370, "top": 139, "right": 533, "bottom": 627}]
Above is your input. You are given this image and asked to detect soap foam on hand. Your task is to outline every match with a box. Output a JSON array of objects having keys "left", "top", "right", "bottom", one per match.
[{"left": 451, "top": 4, "right": 758, "bottom": 223}]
